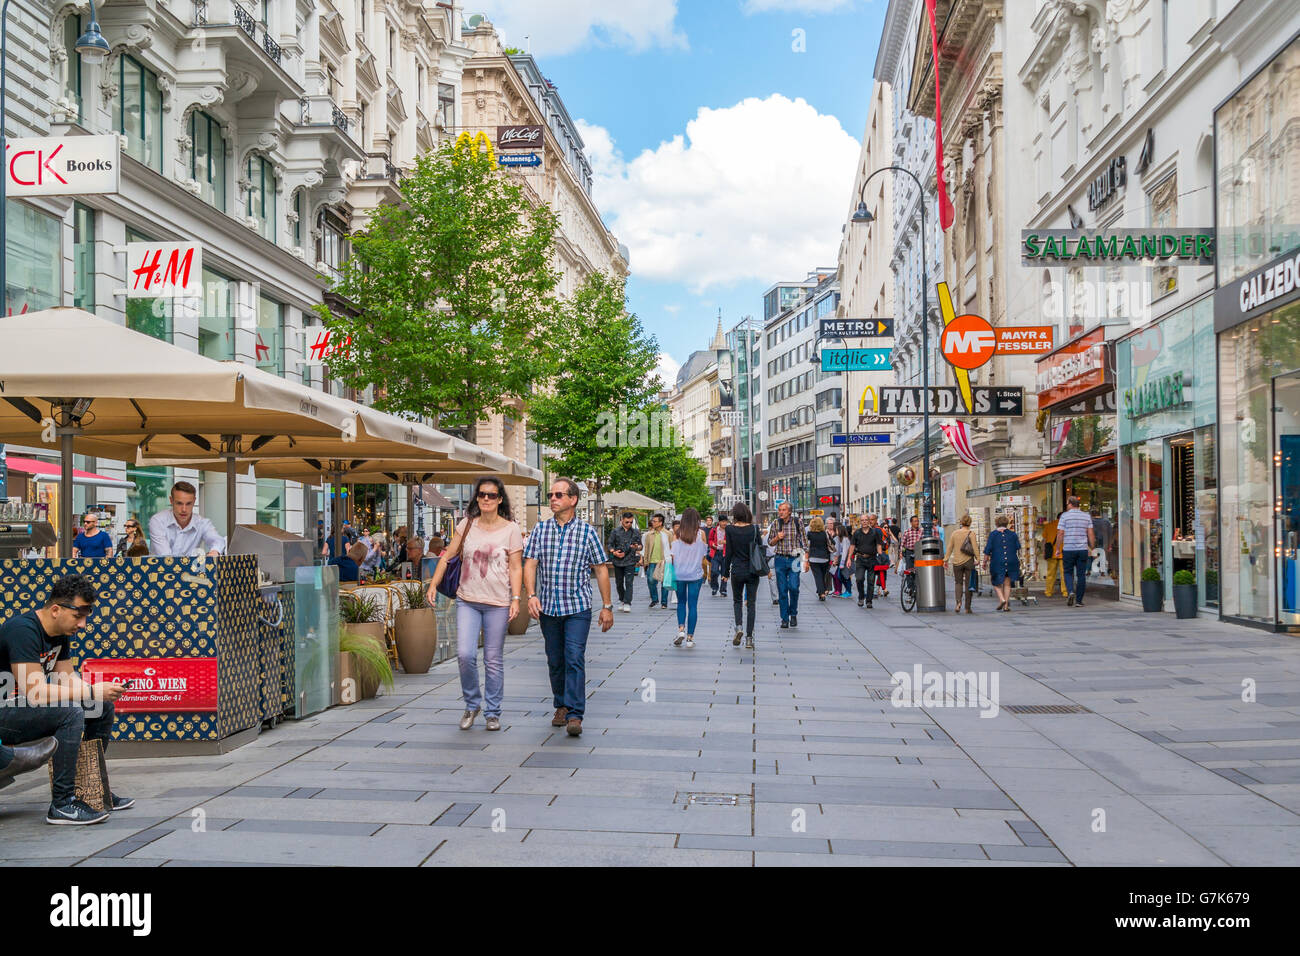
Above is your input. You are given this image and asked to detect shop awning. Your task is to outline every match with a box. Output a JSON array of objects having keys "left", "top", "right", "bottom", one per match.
[
  {"left": 994, "top": 454, "right": 1114, "bottom": 488},
  {"left": 2, "top": 455, "right": 135, "bottom": 490},
  {"left": 418, "top": 486, "right": 456, "bottom": 509}
]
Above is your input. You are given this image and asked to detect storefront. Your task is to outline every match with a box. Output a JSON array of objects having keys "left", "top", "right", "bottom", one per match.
[
  {"left": 1214, "top": 32, "right": 1300, "bottom": 631},
  {"left": 1116, "top": 296, "right": 1218, "bottom": 610}
]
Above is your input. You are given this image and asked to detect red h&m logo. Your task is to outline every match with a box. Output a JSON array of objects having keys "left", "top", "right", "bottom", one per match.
[{"left": 125, "top": 242, "right": 202, "bottom": 298}]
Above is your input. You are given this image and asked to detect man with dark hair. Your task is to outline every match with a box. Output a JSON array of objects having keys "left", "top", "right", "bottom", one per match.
[
  {"left": 0, "top": 575, "right": 131, "bottom": 824},
  {"left": 641, "top": 514, "right": 670, "bottom": 609},
  {"left": 148, "top": 480, "right": 225, "bottom": 558},
  {"left": 607, "top": 512, "right": 642, "bottom": 612}
]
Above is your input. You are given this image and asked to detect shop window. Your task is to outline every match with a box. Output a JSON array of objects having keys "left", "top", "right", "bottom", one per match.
[
  {"left": 63, "top": 15, "right": 84, "bottom": 121},
  {"left": 73, "top": 203, "right": 94, "bottom": 311},
  {"left": 191, "top": 111, "right": 227, "bottom": 212},
  {"left": 256, "top": 296, "right": 284, "bottom": 375},
  {"left": 3, "top": 202, "right": 61, "bottom": 315},
  {"left": 198, "top": 267, "right": 234, "bottom": 360},
  {"left": 247, "top": 154, "right": 277, "bottom": 242},
  {"left": 118, "top": 56, "right": 163, "bottom": 171},
  {"left": 257, "top": 478, "right": 287, "bottom": 529}
]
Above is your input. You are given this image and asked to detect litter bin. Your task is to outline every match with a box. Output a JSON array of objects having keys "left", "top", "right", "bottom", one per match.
[{"left": 915, "top": 535, "right": 946, "bottom": 613}]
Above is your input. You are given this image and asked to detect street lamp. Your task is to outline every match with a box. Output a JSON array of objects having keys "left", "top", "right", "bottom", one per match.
[
  {"left": 1, "top": 0, "right": 110, "bottom": 311},
  {"left": 851, "top": 165, "right": 935, "bottom": 538}
]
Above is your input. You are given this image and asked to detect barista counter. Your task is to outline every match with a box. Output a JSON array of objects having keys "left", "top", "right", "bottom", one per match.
[{"left": 0, "top": 555, "right": 299, "bottom": 754}]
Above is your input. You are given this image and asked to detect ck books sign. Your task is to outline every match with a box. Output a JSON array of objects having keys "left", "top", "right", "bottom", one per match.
[
  {"left": 125, "top": 242, "right": 203, "bottom": 298},
  {"left": 4, "top": 134, "right": 120, "bottom": 196}
]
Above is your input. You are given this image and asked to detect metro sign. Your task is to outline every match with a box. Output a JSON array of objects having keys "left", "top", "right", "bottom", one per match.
[
  {"left": 5, "top": 134, "right": 120, "bottom": 196},
  {"left": 941, "top": 314, "right": 997, "bottom": 370},
  {"left": 125, "top": 242, "right": 203, "bottom": 298}
]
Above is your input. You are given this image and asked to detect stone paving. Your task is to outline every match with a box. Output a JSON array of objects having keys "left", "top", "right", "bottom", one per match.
[{"left": 2, "top": 569, "right": 1299, "bottom": 866}]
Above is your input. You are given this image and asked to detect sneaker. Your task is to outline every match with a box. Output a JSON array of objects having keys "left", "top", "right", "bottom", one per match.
[
  {"left": 459, "top": 708, "right": 480, "bottom": 730},
  {"left": 46, "top": 800, "right": 109, "bottom": 826},
  {"left": 1075, "top": 601, "right": 1085, "bottom": 607},
  {"left": 566, "top": 718, "right": 583, "bottom": 737},
  {"left": 685, "top": 635, "right": 695, "bottom": 649},
  {"left": 1067, "top": 594, "right": 1075, "bottom": 607},
  {"left": 551, "top": 706, "right": 568, "bottom": 727},
  {"left": 108, "top": 793, "right": 135, "bottom": 811},
  {"left": 733, "top": 628, "right": 743, "bottom": 646},
  {"left": 857, "top": 599, "right": 864, "bottom": 607},
  {"left": 620, "top": 604, "right": 631, "bottom": 613},
  {"left": 744, "top": 635, "right": 754, "bottom": 649},
  {"left": 780, "top": 620, "right": 789, "bottom": 629},
  {"left": 711, "top": 589, "right": 718, "bottom": 596},
  {"left": 485, "top": 716, "right": 501, "bottom": 731},
  {"left": 674, "top": 628, "right": 686, "bottom": 646},
  {"left": 772, "top": 599, "right": 779, "bottom": 605}
]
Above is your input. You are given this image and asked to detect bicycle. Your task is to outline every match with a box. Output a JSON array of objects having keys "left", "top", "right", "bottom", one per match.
[{"left": 900, "top": 565, "right": 917, "bottom": 613}]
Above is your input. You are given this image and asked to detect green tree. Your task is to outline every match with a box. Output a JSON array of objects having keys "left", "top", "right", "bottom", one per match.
[
  {"left": 316, "top": 132, "right": 562, "bottom": 442},
  {"left": 638, "top": 440, "right": 714, "bottom": 514},
  {"left": 528, "top": 272, "right": 664, "bottom": 523}
]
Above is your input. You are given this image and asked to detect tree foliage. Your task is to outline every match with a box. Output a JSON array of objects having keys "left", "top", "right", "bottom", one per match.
[{"left": 316, "top": 133, "right": 563, "bottom": 439}]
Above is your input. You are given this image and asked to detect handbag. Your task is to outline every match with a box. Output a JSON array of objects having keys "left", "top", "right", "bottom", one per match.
[
  {"left": 749, "top": 528, "right": 769, "bottom": 577},
  {"left": 663, "top": 555, "right": 677, "bottom": 589},
  {"left": 507, "top": 600, "right": 531, "bottom": 635},
  {"left": 435, "top": 517, "right": 474, "bottom": 599},
  {"left": 49, "top": 738, "right": 110, "bottom": 812},
  {"left": 961, "top": 529, "right": 976, "bottom": 558}
]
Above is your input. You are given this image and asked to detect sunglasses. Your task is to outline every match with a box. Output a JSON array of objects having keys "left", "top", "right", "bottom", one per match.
[
  {"left": 55, "top": 602, "right": 95, "bottom": 619},
  {"left": 476, "top": 491, "right": 501, "bottom": 501},
  {"left": 547, "top": 492, "right": 573, "bottom": 500}
]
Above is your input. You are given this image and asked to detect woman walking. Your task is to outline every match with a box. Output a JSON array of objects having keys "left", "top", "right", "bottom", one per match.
[
  {"left": 670, "top": 508, "right": 708, "bottom": 649},
  {"left": 833, "top": 523, "right": 853, "bottom": 597},
  {"left": 805, "top": 516, "right": 833, "bottom": 601},
  {"left": 982, "top": 513, "right": 1022, "bottom": 612},
  {"left": 722, "top": 502, "right": 761, "bottom": 648},
  {"left": 944, "top": 514, "right": 979, "bottom": 614},
  {"left": 426, "top": 476, "right": 523, "bottom": 731}
]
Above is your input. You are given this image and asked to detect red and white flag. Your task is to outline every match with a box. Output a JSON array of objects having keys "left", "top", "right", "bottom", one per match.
[
  {"left": 925, "top": 0, "right": 955, "bottom": 230},
  {"left": 942, "top": 421, "right": 980, "bottom": 466},
  {"left": 1051, "top": 419, "right": 1072, "bottom": 454}
]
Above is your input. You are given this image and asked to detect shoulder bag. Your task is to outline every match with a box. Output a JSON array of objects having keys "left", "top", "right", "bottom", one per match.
[
  {"left": 749, "top": 527, "right": 770, "bottom": 577},
  {"left": 961, "top": 529, "right": 976, "bottom": 558},
  {"left": 435, "top": 517, "right": 475, "bottom": 599}
]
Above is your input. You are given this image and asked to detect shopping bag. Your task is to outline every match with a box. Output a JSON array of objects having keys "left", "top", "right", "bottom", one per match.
[
  {"left": 663, "top": 559, "right": 676, "bottom": 589},
  {"left": 49, "top": 738, "right": 110, "bottom": 812}
]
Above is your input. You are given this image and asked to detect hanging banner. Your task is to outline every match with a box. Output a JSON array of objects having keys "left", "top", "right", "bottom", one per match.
[{"left": 941, "top": 421, "right": 980, "bottom": 466}]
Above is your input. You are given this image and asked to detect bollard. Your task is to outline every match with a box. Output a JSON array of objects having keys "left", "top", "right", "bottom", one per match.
[{"left": 914, "top": 535, "right": 946, "bottom": 613}]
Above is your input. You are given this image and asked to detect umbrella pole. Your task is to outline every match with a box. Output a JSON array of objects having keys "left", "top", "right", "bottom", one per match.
[
  {"left": 59, "top": 425, "right": 74, "bottom": 559},
  {"left": 226, "top": 454, "right": 237, "bottom": 540}
]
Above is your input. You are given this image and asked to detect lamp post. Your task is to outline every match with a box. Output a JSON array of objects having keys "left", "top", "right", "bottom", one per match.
[
  {"left": 809, "top": 330, "right": 849, "bottom": 521},
  {"left": 851, "top": 165, "right": 934, "bottom": 537},
  {"left": 1, "top": 0, "right": 110, "bottom": 311}
]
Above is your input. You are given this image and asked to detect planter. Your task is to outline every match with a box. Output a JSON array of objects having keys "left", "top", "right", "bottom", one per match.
[
  {"left": 1173, "top": 583, "right": 1198, "bottom": 619},
  {"left": 395, "top": 607, "right": 437, "bottom": 674},
  {"left": 337, "top": 622, "right": 386, "bottom": 704},
  {"left": 1140, "top": 579, "right": 1164, "bottom": 612}
]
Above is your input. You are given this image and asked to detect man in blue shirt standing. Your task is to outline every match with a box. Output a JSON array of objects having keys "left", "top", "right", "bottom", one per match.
[
  {"left": 1057, "top": 495, "right": 1097, "bottom": 607},
  {"left": 523, "top": 478, "right": 614, "bottom": 738},
  {"left": 72, "top": 514, "right": 114, "bottom": 558}
]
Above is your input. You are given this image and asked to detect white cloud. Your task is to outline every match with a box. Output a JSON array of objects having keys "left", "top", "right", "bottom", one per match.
[
  {"left": 653, "top": 352, "right": 681, "bottom": 389},
  {"left": 578, "top": 95, "right": 860, "bottom": 292},
  {"left": 663, "top": 304, "right": 682, "bottom": 314},
  {"left": 742, "top": 0, "right": 857, "bottom": 12},
  {"left": 480, "top": 1, "right": 687, "bottom": 57}
]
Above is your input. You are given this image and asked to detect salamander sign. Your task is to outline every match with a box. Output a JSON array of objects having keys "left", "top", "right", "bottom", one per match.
[{"left": 1021, "top": 229, "right": 1214, "bottom": 265}]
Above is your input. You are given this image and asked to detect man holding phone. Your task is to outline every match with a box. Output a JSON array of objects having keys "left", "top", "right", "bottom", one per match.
[{"left": 0, "top": 574, "right": 132, "bottom": 825}]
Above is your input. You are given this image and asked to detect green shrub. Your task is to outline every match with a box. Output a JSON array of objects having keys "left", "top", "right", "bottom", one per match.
[
  {"left": 340, "top": 591, "right": 382, "bottom": 624},
  {"left": 399, "top": 581, "right": 431, "bottom": 609},
  {"left": 340, "top": 627, "right": 395, "bottom": 690},
  {"left": 1140, "top": 566, "right": 1161, "bottom": 583},
  {"left": 1173, "top": 569, "right": 1196, "bottom": 587}
]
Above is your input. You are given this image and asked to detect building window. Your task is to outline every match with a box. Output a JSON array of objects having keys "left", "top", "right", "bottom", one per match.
[
  {"left": 3, "top": 202, "right": 61, "bottom": 315},
  {"left": 118, "top": 55, "right": 163, "bottom": 171},
  {"left": 416, "top": 64, "right": 425, "bottom": 110},
  {"left": 437, "top": 83, "right": 455, "bottom": 129},
  {"left": 257, "top": 478, "right": 287, "bottom": 528},
  {"left": 292, "top": 189, "right": 303, "bottom": 249},
  {"left": 190, "top": 111, "right": 227, "bottom": 211},
  {"left": 388, "top": 27, "right": 396, "bottom": 68},
  {"left": 317, "top": 208, "right": 349, "bottom": 279},
  {"left": 357, "top": 0, "right": 367, "bottom": 35},
  {"left": 198, "top": 267, "right": 235, "bottom": 360},
  {"left": 73, "top": 203, "right": 94, "bottom": 311},
  {"left": 1150, "top": 173, "right": 1177, "bottom": 300},
  {"left": 64, "top": 15, "right": 84, "bottom": 121},
  {"left": 124, "top": 227, "right": 171, "bottom": 340},
  {"left": 247, "top": 154, "right": 277, "bottom": 242},
  {"left": 256, "top": 295, "right": 284, "bottom": 375}
]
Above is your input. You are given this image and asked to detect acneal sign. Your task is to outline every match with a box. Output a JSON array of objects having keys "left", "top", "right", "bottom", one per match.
[{"left": 5, "top": 134, "right": 120, "bottom": 196}]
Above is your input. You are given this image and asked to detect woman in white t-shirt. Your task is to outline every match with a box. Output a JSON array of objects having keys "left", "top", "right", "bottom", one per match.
[
  {"left": 670, "top": 508, "right": 709, "bottom": 648},
  {"left": 427, "top": 477, "right": 523, "bottom": 732}
]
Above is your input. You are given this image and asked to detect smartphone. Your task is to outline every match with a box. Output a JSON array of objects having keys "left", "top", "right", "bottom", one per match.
[{"left": 118, "top": 679, "right": 138, "bottom": 690}]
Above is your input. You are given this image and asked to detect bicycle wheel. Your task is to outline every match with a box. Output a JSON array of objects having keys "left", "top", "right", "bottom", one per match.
[{"left": 901, "top": 576, "right": 916, "bottom": 613}]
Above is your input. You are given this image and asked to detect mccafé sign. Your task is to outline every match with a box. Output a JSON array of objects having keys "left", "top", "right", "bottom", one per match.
[
  {"left": 496, "top": 125, "right": 543, "bottom": 149},
  {"left": 1036, "top": 326, "right": 1111, "bottom": 409}
]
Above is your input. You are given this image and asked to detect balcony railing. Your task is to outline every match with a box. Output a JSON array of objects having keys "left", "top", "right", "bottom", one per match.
[
  {"left": 262, "top": 32, "right": 282, "bottom": 65},
  {"left": 332, "top": 105, "right": 349, "bottom": 133},
  {"left": 233, "top": 2, "right": 255, "bottom": 37}
]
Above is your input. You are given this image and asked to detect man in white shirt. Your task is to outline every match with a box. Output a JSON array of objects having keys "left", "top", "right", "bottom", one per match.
[{"left": 147, "top": 481, "right": 226, "bottom": 558}]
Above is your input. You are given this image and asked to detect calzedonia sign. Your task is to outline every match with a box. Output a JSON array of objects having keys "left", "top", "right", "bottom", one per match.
[
  {"left": 1021, "top": 229, "right": 1214, "bottom": 265},
  {"left": 1214, "top": 246, "right": 1300, "bottom": 332},
  {"left": 1123, "top": 371, "right": 1188, "bottom": 419}
]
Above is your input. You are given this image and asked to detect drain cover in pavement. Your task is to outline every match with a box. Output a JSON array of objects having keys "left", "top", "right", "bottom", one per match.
[
  {"left": 676, "top": 792, "right": 751, "bottom": 806},
  {"left": 1003, "top": 704, "right": 1091, "bottom": 714}
]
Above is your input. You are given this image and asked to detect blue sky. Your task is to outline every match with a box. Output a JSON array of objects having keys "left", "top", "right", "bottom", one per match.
[{"left": 479, "top": 0, "right": 888, "bottom": 382}]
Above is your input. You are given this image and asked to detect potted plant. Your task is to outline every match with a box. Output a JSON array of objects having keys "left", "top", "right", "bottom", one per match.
[
  {"left": 339, "top": 627, "right": 395, "bottom": 702},
  {"left": 394, "top": 582, "right": 437, "bottom": 674},
  {"left": 1140, "top": 566, "right": 1163, "bottom": 612},
  {"left": 1172, "top": 569, "right": 1198, "bottom": 619},
  {"left": 337, "top": 591, "right": 387, "bottom": 703}
]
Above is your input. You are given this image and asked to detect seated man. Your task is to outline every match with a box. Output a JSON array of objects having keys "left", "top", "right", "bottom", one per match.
[
  {"left": 0, "top": 574, "right": 130, "bottom": 825},
  {"left": 329, "top": 541, "right": 367, "bottom": 583}
]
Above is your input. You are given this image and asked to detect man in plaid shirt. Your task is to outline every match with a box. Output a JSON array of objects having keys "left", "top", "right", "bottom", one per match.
[
  {"left": 899, "top": 514, "right": 922, "bottom": 570},
  {"left": 766, "top": 500, "right": 808, "bottom": 628},
  {"left": 524, "top": 478, "right": 614, "bottom": 738}
]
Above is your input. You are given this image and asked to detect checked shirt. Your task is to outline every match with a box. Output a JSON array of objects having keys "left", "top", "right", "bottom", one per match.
[{"left": 523, "top": 516, "right": 610, "bottom": 617}]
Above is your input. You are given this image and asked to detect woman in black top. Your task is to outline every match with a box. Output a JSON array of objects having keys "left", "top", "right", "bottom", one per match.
[
  {"left": 804, "top": 516, "right": 832, "bottom": 600},
  {"left": 722, "top": 502, "right": 760, "bottom": 649}
]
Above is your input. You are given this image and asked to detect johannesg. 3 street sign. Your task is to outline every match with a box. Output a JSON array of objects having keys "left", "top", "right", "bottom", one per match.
[{"left": 5, "top": 134, "right": 120, "bottom": 196}]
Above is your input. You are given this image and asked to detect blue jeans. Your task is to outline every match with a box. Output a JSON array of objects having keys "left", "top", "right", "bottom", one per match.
[
  {"left": 675, "top": 578, "right": 703, "bottom": 634},
  {"left": 645, "top": 563, "right": 661, "bottom": 604},
  {"left": 0, "top": 699, "right": 115, "bottom": 805},
  {"left": 540, "top": 611, "right": 592, "bottom": 721},
  {"left": 709, "top": 556, "right": 726, "bottom": 594},
  {"left": 774, "top": 554, "right": 801, "bottom": 620},
  {"left": 456, "top": 599, "right": 508, "bottom": 717},
  {"left": 1062, "top": 549, "right": 1091, "bottom": 602}
]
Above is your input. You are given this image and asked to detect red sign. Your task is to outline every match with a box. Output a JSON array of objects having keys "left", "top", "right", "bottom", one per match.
[
  {"left": 1036, "top": 326, "right": 1110, "bottom": 409},
  {"left": 941, "top": 313, "right": 997, "bottom": 370},
  {"left": 81, "top": 658, "right": 219, "bottom": 713},
  {"left": 1139, "top": 490, "right": 1160, "bottom": 520},
  {"left": 996, "top": 326, "right": 1054, "bottom": 354}
]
